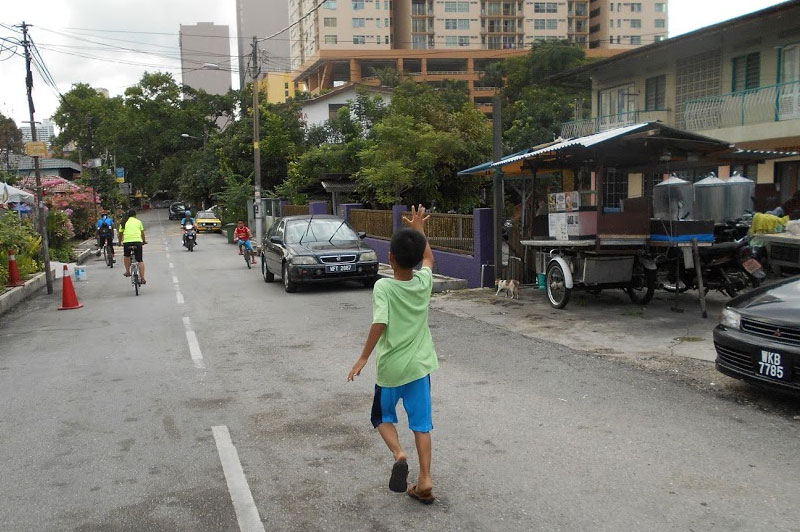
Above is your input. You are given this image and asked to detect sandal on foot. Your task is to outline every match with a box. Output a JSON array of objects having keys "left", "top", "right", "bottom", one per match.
[
  {"left": 407, "top": 484, "right": 435, "bottom": 505},
  {"left": 389, "top": 459, "right": 408, "bottom": 493},
  {"left": 140, "top": 279, "right": 146, "bottom": 285},
  {"left": 123, "top": 272, "right": 131, "bottom": 277}
]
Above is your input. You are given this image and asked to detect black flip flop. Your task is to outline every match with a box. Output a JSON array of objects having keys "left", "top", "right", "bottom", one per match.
[{"left": 389, "top": 459, "right": 408, "bottom": 493}]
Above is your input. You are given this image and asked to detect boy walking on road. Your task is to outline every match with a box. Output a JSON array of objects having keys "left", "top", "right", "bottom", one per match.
[{"left": 348, "top": 205, "right": 439, "bottom": 505}]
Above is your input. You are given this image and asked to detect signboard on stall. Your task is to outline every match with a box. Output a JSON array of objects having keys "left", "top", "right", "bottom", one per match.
[
  {"left": 25, "top": 141, "right": 47, "bottom": 157},
  {"left": 548, "top": 192, "right": 582, "bottom": 239}
]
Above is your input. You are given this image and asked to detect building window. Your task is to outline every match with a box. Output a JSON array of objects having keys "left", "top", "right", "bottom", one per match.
[
  {"left": 385, "top": 35, "right": 390, "bottom": 44},
  {"left": 323, "top": 17, "right": 337, "bottom": 27},
  {"left": 413, "top": 34, "right": 427, "bottom": 48},
  {"left": 323, "top": 0, "right": 336, "bottom": 8},
  {"left": 487, "top": 2, "right": 501, "bottom": 15},
  {"left": 458, "top": 19, "right": 470, "bottom": 30},
  {"left": 603, "top": 168, "right": 628, "bottom": 209},
  {"left": 352, "top": 0, "right": 365, "bottom": 9},
  {"left": 533, "top": 2, "right": 557, "bottom": 13},
  {"left": 445, "top": 1, "right": 470, "bottom": 12},
  {"left": 609, "top": 19, "right": 614, "bottom": 28},
  {"left": 324, "top": 35, "right": 337, "bottom": 44},
  {"left": 459, "top": 36, "right": 470, "bottom": 46},
  {"left": 645, "top": 74, "right": 666, "bottom": 111},
  {"left": 329, "top": 103, "right": 346, "bottom": 121},
  {"left": 655, "top": 3, "right": 666, "bottom": 12},
  {"left": 630, "top": 19, "right": 641, "bottom": 28},
  {"left": 630, "top": 3, "right": 641, "bottom": 12},
  {"left": 546, "top": 19, "right": 557, "bottom": 30},
  {"left": 353, "top": 35, "right": 366, "bottom": 44},
  {"left": 446, "top": 36, "right": 457, "bottom": 47},
  {"left": 386, "top": 18, "right": 390, "bottom": 26},
  {"left": 630, "top": 35, "right": 641, "bottom": 44},
  {"left": 654, "top": 19, "right": 665, "bottom": 28},
  {"left": 534, "top": 19, "right": 546, "bottom": 30},
  {"left": 732, "top": 52, "right": 760, "bottom": 92},
  {"left": 377, "top": 18, "right": 381, "bottom": 27},
  {"left": 352, "top": 18, "right": 366, "bottom": 28},
  {"left": 445, "top": 19, "right": 457, "bottom": 30},
  {"left": 412, "top": 19, "right": 427, "bottom": 32},
  {"left": 654, "top": 35, "right": 665, "bottom": 42},
  {"left": 598, "top": 83, "right": 635, "bottom": 122}
]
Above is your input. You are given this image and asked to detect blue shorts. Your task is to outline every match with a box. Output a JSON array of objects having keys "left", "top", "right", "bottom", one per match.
[
  {"left": 237, "top": 239, "right": 253, "bottom": 251},
  {"left": 371, "top": 375, "right": 433, "bottom": 433}
]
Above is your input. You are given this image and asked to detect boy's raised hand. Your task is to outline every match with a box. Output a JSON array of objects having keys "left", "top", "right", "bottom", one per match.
[{"left": 402, "top": 204, "right": 430, "bottom": 234}]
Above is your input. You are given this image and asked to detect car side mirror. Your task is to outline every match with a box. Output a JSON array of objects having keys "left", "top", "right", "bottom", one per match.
[
  {"left": 358, "top": 231, "right": 366, "bottom": 240},
  {"left": 269, "top": 236, "right": 282, "bottom": 244}
]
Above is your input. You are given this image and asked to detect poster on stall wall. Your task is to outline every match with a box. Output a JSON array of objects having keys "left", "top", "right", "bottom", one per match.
[
  {"left": 566, "top": 212, "right": 582, "bottom": 237},
  {"left": 549, "top": 192, "right": 581, "bottom": 212},
  {"left": 549, "top": 212, "right": 569, "bottom": 240}
]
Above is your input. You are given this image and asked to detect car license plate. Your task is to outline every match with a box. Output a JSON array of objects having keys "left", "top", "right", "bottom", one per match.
[
  {"left": 743, "top": 257, "right": 763, "bottom": 275},
  {"left": 757, "top": 350, "right": 787, "bottom": 381},
  {"left": 326, "top": 264, "right": 354, "bottom": 273}
]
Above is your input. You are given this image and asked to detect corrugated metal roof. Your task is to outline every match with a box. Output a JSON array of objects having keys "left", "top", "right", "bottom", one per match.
[
  {"left": 490, "top": 123, "right": 650, "bottom": 168},
  {"left": 10, "top": 155, "right": 82, "bottom": 172}
]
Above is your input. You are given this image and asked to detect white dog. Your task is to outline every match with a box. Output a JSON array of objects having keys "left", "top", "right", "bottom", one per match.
[{"left": 495, "top": 279, "right": 520, "bottom": 299}]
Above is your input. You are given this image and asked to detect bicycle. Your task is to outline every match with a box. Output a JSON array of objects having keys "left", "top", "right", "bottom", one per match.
[
  {"left": 130, "top": 250, "right": 142, "bottom": 296},
  {"left": 239, "top": 240, "right": 255, "bottom": 269},
  {"left": 103, "top": 239, "right": 114, "bottom": 268}
]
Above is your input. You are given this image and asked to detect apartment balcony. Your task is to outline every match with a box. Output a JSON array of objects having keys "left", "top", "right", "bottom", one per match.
[
  {"left": 560, "top": 110, "right": 671, "bottom": 138},
  {"left": 472, "top": 86, "right": 501, "bottom": 95},
  {"left": 683, "top": 81, "right": 800, "bottom": 144}
]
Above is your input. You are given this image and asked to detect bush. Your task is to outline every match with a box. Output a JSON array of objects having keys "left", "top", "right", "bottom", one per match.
[
  {"left": 0, "top": 212, "right": 42, "bottom": 288},
  {"left": 47, "top": 209, "right": 75, "bottom": 249}
]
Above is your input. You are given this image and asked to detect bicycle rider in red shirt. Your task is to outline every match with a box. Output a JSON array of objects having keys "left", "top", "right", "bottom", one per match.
[{"left": 234, "top": 220, "right": 256, "bottom": 264}]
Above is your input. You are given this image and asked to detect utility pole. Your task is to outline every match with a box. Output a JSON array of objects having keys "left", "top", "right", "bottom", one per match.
[
  {"left": 492, "top": 95, "right": 503, "bottom": 282},
  {"left": 251, "top": 36, "right": 263, "bottom": 248},
  {"left": 22, "top": 22, "right": 53, "bottom": 295}
]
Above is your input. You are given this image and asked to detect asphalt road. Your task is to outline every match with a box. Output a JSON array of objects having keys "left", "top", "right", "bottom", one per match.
[{"left": 1, "top": 209, "right": 799, "bottom": 532}]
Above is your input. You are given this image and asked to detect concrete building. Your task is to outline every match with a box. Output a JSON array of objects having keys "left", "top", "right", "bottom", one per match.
[
  {"left": 258, "top": 72, "right": 306, "bottom": 104},
  {"left": 556, "top": 1, "right": 800, "bottom": 212},
  {"left": 589, "top": 1, "right": 668, "bottom": 49},
  {"left": 19, "top": 118, "right": 56, "bottom": 148},
  {"left": 298, "top": 83, "right": 392, "bottom": 129},
  {"left": 236, "top": 0, "right": 291, "bottom": 89},
  {"left": 179, "top": 22, "right": 233, "bottom": 95}
]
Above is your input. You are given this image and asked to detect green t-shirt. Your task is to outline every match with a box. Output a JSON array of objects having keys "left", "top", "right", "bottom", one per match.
[
  {"left": 121, "top": 217, "right": 144, "bottom": 243},
  {"left": 372, "top": 266, "right": 439, "bottom": 387}
]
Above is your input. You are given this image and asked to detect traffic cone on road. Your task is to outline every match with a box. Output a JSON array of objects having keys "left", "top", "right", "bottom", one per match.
[
  {"left": 6, "top": 249, "right": 25, "bottom": 287},
  {"left": 58, "top": 265, "right": 83, "bottom": 310}
]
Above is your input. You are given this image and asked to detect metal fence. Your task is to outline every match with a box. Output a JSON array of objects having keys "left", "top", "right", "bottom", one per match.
[
  {"left": 559, "top": 110, "right": 671, "bottom": 138},
  {"left": 283, "top": 204, "right": 308, "bottom": 216},
  {"left": 404, "top": 211, "right": 474, "bottom": 255},
  {"left": 349, "top": 209, "right": 393, "bottom": 239},
  {"left": 684, "top": 80, "right": 800, "bottom": 131}
]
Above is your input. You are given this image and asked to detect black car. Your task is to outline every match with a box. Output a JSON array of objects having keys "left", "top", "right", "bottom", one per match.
[
  {"left": 168, "top": 201, "right": 190, "bottom": 220},
  {"left": 261, "top": 215, "right": 380, "bottom": 292},
  {"left": 714, "top": 275, "right": 800, "bottom": 395}
]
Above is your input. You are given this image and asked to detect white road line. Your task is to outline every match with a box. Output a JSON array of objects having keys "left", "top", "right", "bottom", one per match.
[
  {"left": 176, "top": 291, "right": 185, "bottom": 305},
  {"left": 169, "top": 262, "right": 174, "bottom": 269},
  {"left": 182, "top": 317, "right": 205, "bottom": 368},
  {"left": 212, "top": 426, "right": 266, "bottom": 532},
  {"left": 172, "top": 275, "right": 179, "bottom": 284}
]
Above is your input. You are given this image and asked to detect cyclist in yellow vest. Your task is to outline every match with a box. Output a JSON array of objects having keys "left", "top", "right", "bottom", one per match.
[{"left": 119, "top": 208, "right": 147, "bottom": 284}]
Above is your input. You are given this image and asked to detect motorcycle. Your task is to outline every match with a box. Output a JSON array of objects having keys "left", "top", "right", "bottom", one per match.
[
  {"left": 183, "top": 223, "right": 197, "bottom": 252},
  {"left": 657, "top": 236, "right": 766, "bottom": 298}
]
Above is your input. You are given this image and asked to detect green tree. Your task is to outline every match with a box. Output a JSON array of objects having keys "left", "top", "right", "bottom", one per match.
[{"left": 0, "top": 113, "right": 23, "bottom": 175}]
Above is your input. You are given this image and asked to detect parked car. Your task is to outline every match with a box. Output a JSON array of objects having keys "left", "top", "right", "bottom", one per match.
[
  {"left": 195, "top": 211, "right": 222, "bottom": 233},
  {"left": 168, "top": 201, "right": 190, "bottom": 220},
  {"left": 714, "top": 275, "right": 800, "bottom": 396},
  {"left": 260, "top": 215, "right": 379, "bottom": 293}
]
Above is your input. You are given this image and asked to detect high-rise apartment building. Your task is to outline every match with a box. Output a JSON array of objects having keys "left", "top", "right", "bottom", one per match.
[
  {"left": 236, "top": 0, "right": 291, "bottom": 88},
  {"left": 289, "top": 0, "right": 667, "bottom": 70},
  {"left": 19, "top": 118, "right": 56, "bottom": 147},
  {"left": 179, "top": 23, "right": 233, "bottom": 95},
  {"left": 589, "top": 1, "right": 668, "bottom": 49}
]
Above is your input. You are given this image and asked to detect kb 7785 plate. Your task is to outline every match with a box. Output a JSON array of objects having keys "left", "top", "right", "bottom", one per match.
[{"left": 757, "top": 350, "right": 787, "bottom": 381}]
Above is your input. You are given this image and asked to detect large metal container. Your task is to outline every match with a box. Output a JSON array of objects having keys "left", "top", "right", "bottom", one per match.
[
  {"left": 653, "top": 176, "right": 693, "bottom": 220},
  {"left": 693, "top": 174, "right": 726, "bottom": 222},
  {"left": 724, "top": 172, "right": 756, "bottom": 221}
]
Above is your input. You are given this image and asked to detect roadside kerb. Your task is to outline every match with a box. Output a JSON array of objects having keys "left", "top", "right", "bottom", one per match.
[
  {"left": 377, "top": 263, "right": 467, "bottom": 293},
  {"left": 0, "top": 269, "right": 54, "bottom": 317}
]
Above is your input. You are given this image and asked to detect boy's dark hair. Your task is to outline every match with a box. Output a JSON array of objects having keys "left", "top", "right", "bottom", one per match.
[
  {"left": 238, "top": 219, "right": 245, "bottom": 223},
  {"left": 127, "top": 208, "right": 136, "bottom": 218},
  {"left": 390, "top": 228, "right": 427, "bottom": 269}
]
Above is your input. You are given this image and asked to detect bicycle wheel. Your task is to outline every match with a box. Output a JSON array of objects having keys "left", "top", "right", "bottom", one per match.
[
  {"left": 133, "top": 273, "right": 139, "bottom": 295},
  {"left": 106, "top": 243, "right": 114, "bottom": 268},
  {"left": 245, "top": 248, "right": 251, "bottom": 269}
]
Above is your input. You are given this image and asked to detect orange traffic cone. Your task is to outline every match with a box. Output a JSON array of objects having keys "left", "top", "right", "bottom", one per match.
[
  {"left": 6, "top": 249, "right": 25, "bottom": 287},
  {"left": 58, "top": 265, "right": 83, "bottom": 310}
]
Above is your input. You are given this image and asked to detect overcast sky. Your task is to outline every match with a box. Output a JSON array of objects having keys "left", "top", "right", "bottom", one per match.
[{"left": 0, "top": 0, "right": 790, "bottom": 126}]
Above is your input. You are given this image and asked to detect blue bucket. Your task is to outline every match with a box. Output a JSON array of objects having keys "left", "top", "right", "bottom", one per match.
[{"left": 537, "top": 273, "right": 546, "bottom": 291}]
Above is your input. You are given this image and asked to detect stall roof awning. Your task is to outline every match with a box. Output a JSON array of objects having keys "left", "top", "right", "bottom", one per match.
[{"left": 321, "top": 180, "right": 357, "bottom": 193}]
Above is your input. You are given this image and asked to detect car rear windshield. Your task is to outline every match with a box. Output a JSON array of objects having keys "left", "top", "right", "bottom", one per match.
[
  {"left": 285, "top": 219, "right": 358, "bottom": 243},
  {"left": 197, "top": 213, "right": 217, "bottom": 219}
]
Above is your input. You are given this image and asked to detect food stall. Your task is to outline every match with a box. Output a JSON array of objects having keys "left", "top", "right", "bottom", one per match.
[{"left": 459, "top": 122, "right": 795, "bottom": 311}]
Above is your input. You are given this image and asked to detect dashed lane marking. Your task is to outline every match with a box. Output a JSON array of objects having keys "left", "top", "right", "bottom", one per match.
[
  {"left": 176, "top": 291, "right": 184, "bottom": 305},
  {"left": 212, "top": 426, "right": 266, "bottom": 532},
  {"left": 182, "top": 316, "right": 204, "bottom": 369}
]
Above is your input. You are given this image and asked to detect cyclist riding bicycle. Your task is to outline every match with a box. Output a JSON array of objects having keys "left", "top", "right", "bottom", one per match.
[
  {"left": 119, "top": 208, "right": 147, "bottom": 284},
  {"left": 96, "top": 212, "right": 115, "bottom": 258},
  {"left": 181, "top": 210, "right": 197, "bottom": 247},
  {"left": 234, "top": 220, "right": 256, "bottom": 264}
]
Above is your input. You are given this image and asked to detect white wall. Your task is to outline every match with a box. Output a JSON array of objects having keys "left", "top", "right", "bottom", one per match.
[{"left": 299, "top": 87, "right": 391, "bottom": 129}]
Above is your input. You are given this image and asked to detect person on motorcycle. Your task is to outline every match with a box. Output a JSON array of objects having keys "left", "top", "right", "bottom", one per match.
[
  {"left": 234, "top": 220, "right": 256, "bottom": 264},
  {"left": 96, "top": 212, "right": 115, "bottom": 259},
  {"left": 181, "top": 210, "right": 197, "bottom": 247}
]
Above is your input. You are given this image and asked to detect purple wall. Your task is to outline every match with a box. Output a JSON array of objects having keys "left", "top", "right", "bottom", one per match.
[{"left": 340, "top": 203, "right": 495, "bottom": 288}]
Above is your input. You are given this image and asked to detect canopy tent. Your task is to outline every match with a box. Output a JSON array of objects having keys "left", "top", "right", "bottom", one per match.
[{"left": 1, "top": 182, "right": 35, "bottom": 205}]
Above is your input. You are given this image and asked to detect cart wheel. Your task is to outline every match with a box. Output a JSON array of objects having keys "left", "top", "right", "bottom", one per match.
[
  {"left": 626, "top": 261, "right": 656, "bottom": 305},
  {"left": 546, "top": 261, "right": 571, "bottom": 309}
]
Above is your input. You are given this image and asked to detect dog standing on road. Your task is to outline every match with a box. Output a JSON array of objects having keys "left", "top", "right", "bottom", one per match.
[{"left": 495, "top": 279, "right": 520, "bottom": 299}]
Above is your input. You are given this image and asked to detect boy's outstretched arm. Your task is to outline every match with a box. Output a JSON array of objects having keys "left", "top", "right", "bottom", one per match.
[
  {"left": 347, "top": 323, "right": 386, "bottom": 381},
  {"left": 402, "top": 204, "right": 434, "bottom": 270}
]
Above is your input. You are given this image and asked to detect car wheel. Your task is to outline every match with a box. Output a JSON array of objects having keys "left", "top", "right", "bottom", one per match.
[
  {"left": 282, "top": 262, "right": 297, "bottom": 293},
  {"left": 262, "top": 255, "right": 274, "bottom": 283}
]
